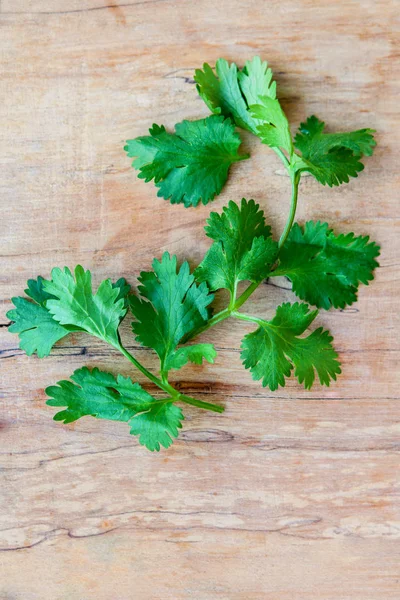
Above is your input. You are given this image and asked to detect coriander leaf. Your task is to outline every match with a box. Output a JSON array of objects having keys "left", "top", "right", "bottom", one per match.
[
  {"left": 249, "top": 96, "right": 293, "bottom": 154},
  {"left": 25, "top": 276, "right": 57, "bottom": 306},
  {"left": 7, "top": 273, "right": 131, "bottom": 358},
  {"left": 194, "top": 60, "right": 253, "bottom": 132},
  {"left": 194, "top": 56, "right": 276, "bottom": 134},
  {"left": 241, "top": 302, "right": 341, "bottom": 390},
  {"left": 293, "top": 115, "right": 376, "bottom": 186},
  {"left": 124, "top": 115, "right": 248, "bottom": 207},
  {"left": 46, "top": 367, "right": 183, "bottom": 451},
  {"left": 129, "top": 252, "right": 214, "bottom": 370},
  {"left": 195, "top": 199, "right": 278, "bottom": 297},
  {"left": 129, "top": 403, "right": 183, "bottom": 452},
  {"left": 7, "top": 296, "right": 72, "bottom": 358},
  {"left": 164, "top": 343, "right": 217, "bottom": 371},
  {"left": 47, "top": 367, "right": 152, "bottom": 424},
  {"left": 272, "top": 221, "right": 380, "bottom": 309},
  {"left": 238, "top": 56, "right": 277, "bottom": 107},
  {"left": 43, "top": 266, "right": 127, "bottom": 346},
  {"left": 113, "top": 278, "right": 131, "bottom": 308}
]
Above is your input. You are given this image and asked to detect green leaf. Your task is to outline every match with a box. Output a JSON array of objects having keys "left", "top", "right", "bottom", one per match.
[
  {"left": 240, "top": 302, "right": 341, "bottom": 390},
  {"left": 238, "top": 56, "right": 277, "bottom": 107},
  {"left": 164, "top": 343, "right": 217, "bottom": 371},
  {"left": 7, "top": 296, "right": 71, "bottom": 358},
  {"left": 128, "top": 403, "right": 183, "bottom": 452},
  {"left": 7, "top": 272, "right": 131, "bottom": 357},
  {"left": 43, "top": 266, "right": 127, "bottom": 346},
  {"left": 293, "top": 115, "right": 376, "bottom": 186},
  {"left": 195, "top": 199, "right": 278, "bottom": 297},
  {"left": 46, "top": 367, "right": 183, "bottom": 451},
  {"left": 249, "top": 96, "right": 293, "bottom": 154},
  {"left": 129, "top": 253, "right": 214, "bottom": 370},
  {"left": 273, "top": 221, "right": 380, "bottom": 309},
  {"left": 124, "top": 115, "right": 248, "bottom": 207},
  {"left": 194, "top": 56, "right": 276, "bottom": 134},
  {"left": 25, "top": 276, "right": 57, "bottom": 306},
  {"left": 113, "top": 278, "right": 131, "bottom": 309}
]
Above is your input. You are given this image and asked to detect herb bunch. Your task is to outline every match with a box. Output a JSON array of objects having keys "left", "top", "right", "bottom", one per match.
[{"left": 8, "top": 57, "right": 380, "bottom": 451}]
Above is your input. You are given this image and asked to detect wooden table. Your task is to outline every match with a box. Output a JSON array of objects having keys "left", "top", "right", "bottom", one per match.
[{"left": 1, "top": 1, "right": 399, "bottom": 598}]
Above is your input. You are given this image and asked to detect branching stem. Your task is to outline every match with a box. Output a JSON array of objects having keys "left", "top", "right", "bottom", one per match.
[
  {"left": 117, "top": 154, "right": 300, "bottom": 414},
  {"left": 117, "top": 343, "right": 164, "bottom": 389},
  {"left": 116, "top": 343, "right": 224, "bottom": 413},
  {"left": 231, "top": 311, "right": 266, "bottom": 326},
  {"left": 188, "top": 162, "right": 301, "bottom": 340},
  {"left": 278, "top": 169, "right": 300, "bottom": 248}
]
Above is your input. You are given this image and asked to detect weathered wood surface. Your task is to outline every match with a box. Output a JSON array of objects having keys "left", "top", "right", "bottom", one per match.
[{"left": 1, "top": 1, "right": 399, "bottom": 598}]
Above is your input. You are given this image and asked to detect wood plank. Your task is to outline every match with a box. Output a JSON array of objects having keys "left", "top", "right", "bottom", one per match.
[{"left": 0, "top": 0, "right": 399, "bottom": 598}]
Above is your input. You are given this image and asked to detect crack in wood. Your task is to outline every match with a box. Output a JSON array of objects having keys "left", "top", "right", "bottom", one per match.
[
  {"left": 7, "top": 515, "right": 397, "bottom": 553},
  {"left": 0, "top": 514, "right": 327, "bottom": 552},
  {"left": 1, "top": 443, "right": 137, "bottom": 471},
  {"left": 2, "top": 0, "right": 169, "bottom": 16}
]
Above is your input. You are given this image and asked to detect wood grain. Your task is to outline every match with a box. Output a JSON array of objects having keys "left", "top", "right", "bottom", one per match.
[{"left": 1, "top": 1, "right": 399, "bottom": 598}]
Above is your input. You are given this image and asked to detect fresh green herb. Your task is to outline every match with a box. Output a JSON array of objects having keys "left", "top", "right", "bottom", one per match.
[
  {"left": 124, "top": 116, "right": 248, "bottom": 207},
  {"left": 194, "top": 56, "right": 276, "bottom": 134},
  {"left": 8, "top": 57, "right": 379, "bottom": 451},
  {"left": 293, "top": 115, "right": 376, "bottom": 186},
  {"left": 128, "top": 253, "right": 216, "bottom": 379},
  {"left": 46, "top": 367, "right": 184, "bottom": 452},
  {"left": 194, "top": 198, "right": 278, "bottom": 301},
  {"left": 239, "top": 303, "right": 340, "bottom": 390},
  {"left": 272, "top": 221, "right": 380, "bottom": 309}
]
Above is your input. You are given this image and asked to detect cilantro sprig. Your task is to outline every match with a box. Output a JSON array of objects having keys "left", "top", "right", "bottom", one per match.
[
  {"left": 124, "top": 116, "right": 248, "bottom": 207},
  {"left": 8, "top": 57, "right": 379, "bottom": 451},
  {"left": 239, "top": 302, "right": 341, "bottom": 390}
]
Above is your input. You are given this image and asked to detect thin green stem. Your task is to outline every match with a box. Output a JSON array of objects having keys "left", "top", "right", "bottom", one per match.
[
  {"left": 117, "top": 153, "right": 300, "bottom": 404},
  {"left": 187, "top": 306, "right": 232, "bottom": 339},
  {"left": 117, "top": 343, "right": 224, "bottom": 413},
  {"left": 187, "top": 280, "right": 262, "bottom": 341},
  {"left": 186, "top": 168, "right": 301, "bottom": 341},
  {"left": 162, "top": 382, "right": 224, "bottom": 413},
  {"left": 178, "top": 394, "right": 224, "bottom": 414},
  {"left": 231, "top": 311, "right": 265, "bottom": 326},
  {"left": 228, "top": 281, "right": 238, "bottom": 310},
  {"left": 234, "top": 281, "right": 260, "bottom": 310},
  {"left": 116, "top": 343, "right": 168, "bottom": 391},
  {"left": 272, "top": 147, "right": 290, "bottom": 168},
  {"left": 278, "top": 170, "right": 300, "bottom": 248},
  {"left": 234, "top": 153, "right": 251, "bottom": 162}
]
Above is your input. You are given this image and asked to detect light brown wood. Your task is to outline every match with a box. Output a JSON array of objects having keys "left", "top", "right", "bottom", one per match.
[{"left": 1, "top": 1, "right": 399, "bottom": 598}]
